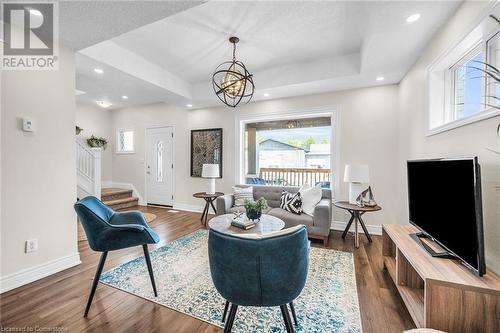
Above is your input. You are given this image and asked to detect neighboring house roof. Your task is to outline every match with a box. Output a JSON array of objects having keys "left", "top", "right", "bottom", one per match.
[{"left": 259, "top": 139, "right": 309, "bottom": 152}]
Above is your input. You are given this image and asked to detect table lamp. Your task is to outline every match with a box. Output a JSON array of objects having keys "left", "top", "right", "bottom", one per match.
[
  {"left": 202, "top": 164, "right": 220, "bottom": 194},
  {"left": 344, "top": 164, "right": 369, "bottom": 204}
]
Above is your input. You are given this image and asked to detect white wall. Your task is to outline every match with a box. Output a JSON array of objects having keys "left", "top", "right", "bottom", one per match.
[
  {"left": 76, "top": 103, "right": 113, "bottom": 182},
  {"left": 398, "top": 1, "right": 500, "bottom": 274},
  {"left": 1, "top": 46, "right": 80, "bottom": 291},
  {"left": 110, "top": 85, "right": 401, "bottom": 229}
]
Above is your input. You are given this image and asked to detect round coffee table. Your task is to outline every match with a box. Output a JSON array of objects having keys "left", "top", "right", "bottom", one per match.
[{"left": 208, "top": 213, "right": 285, "bottom": 235}]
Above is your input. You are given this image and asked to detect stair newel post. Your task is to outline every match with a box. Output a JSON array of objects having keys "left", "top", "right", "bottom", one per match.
[{"left": 91, "top": 148, "right": 102, "bottom": 199}]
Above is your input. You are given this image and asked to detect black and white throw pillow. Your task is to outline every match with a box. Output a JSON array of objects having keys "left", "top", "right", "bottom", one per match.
[{"left": 280, "top": 191, "right": 303, "bottom": 215}]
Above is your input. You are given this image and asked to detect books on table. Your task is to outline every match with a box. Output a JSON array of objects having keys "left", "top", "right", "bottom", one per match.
[{"left": 231, "top": 216, "right": 256, "bottom": 230}]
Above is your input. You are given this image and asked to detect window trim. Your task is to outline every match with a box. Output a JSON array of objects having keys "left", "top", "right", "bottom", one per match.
[
  {"left": 116, "top": 128, "right": 135, "bottom": 154},
  {"left": 449, "top": 42, "right": 485, "bottom": 121},
  {"left": 234, "top": 105, "right": 340, "bottom": 198},
  {"left": 426, "top": 2, "right": 500, "bottom": 137}
]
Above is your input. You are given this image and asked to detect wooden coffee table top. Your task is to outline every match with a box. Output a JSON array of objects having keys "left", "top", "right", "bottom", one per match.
[{"left": 208, "top": 214, "right": 285, "bottom": 235}]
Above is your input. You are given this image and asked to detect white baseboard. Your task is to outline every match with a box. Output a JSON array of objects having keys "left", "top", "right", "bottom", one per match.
[
  {"left": 173, "top": 202, "right": 205, "bottom": 213},
  {"left": 0, "top": 252, "right": 81, "bottom": 294},
  {"left": 331, "top": 220, "right": 382, "bottom": 236},
  {"left": 104, "top": 181, "right": 146, "bottom": 205}
]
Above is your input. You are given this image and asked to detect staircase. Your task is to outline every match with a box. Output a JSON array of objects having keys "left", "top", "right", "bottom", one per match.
[
  {"left": 101, "top": 188, "right": 139, "bottom": 210},
  {"left": 76, "top": 139, "right": 101, "bottom": 199}
]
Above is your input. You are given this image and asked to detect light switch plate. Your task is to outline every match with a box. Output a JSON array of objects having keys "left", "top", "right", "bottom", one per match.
[{"left": 22, "top": 118, "right": 35, "bottom": 132}]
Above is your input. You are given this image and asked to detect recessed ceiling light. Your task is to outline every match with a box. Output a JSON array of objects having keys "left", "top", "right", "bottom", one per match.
[
  {"left": 406, "top": 14, "right": 421, "bottom": 23},
  {"left": 75, "top": 89, "right": 86, "bottom": 96},
  {"left": 186, "top": 104, "right": 193, "bottom": 108},
  {"left": 96, "top": 101, "right": 112, "bottom": 108},
  {"left": 122, "top": 95, "right": 128, "bottom": 100},
  {"left": 94, "top": 68, "right": 104, "bottom": 74},
  {"left": 376, "top": 76, "right": 385, "bottom": 81},
  {"left": 263, "top": 93, "right": 270, "bottom": 97}
]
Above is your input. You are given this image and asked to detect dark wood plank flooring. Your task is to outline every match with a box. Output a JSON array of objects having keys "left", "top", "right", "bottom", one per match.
[{"left": 0, "top": 206, "right": 415, "bottom": 332}]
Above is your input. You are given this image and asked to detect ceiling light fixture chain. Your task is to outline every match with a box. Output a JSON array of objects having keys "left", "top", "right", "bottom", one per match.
[{"left": 212, "top": 36, "right": 255, "bottom": 108}]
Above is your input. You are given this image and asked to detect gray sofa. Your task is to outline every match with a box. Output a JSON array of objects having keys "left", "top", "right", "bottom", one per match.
[{"left": 216, "top": 185, "right": 332, "bottom": 246}]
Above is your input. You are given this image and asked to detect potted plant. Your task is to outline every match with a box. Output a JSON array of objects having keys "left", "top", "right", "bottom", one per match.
[
  {"left": 244, "top": 197, "right": 268, "bottom": 221},
  {"left": 87, "top": 135, "right": 108, "bottom": 150}
]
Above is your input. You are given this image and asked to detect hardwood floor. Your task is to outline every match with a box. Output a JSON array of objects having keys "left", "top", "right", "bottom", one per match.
[{"left": 0, "top": 206, "right": 415, "bottom": 332}]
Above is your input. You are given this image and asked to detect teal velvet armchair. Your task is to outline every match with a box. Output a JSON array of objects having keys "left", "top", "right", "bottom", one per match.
[
  {"left": 208, "top": 225, "right": 309, "bottom": 333},
  {"left": 74, "top": 196, "right": 160, "bottom": 317}
]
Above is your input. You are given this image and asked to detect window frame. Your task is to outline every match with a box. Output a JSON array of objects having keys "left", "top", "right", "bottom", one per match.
[
  {"left": 234, "top": 106, "right": 340, "bottom": 197},
  {"left": 426, "top": 3, "right": 500, "bottom": 136},
  {"left": 486, "top": 30, "right": 500, "bottom": 108},
  {"left": 449, "top": 42, "right": 485, "bottom": 121},
  {"left": 116, "top": 129, "right": 135, "bottom": 154}
]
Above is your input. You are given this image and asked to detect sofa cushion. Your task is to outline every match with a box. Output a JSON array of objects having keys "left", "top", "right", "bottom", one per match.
[
  {"left": 268, "top": 208, "right": 313, "bottom": 227},
  {"left": 280, "top": 191, "right": 303, "bottom": 215}
]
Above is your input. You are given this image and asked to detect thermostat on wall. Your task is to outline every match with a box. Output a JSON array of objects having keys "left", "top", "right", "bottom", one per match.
[{"left": 22, "top": 118, "right": 35, "bottom": 132}]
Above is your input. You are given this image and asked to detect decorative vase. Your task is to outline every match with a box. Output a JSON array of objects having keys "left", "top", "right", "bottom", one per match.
[{"left": 246, "top": 208, "right": 262, "bottom": 221}]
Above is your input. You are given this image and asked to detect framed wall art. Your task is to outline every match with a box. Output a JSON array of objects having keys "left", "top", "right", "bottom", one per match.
[{"left": 190, "top": 128, "right": 223, "bottom": 177}]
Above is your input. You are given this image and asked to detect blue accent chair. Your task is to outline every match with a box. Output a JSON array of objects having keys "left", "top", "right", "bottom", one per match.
[
  {"left": 74, "top": 196, "right": 160, "bottom": 317},
  {"left": 208, "top": 226, "right": 309, "bottom": 333}
]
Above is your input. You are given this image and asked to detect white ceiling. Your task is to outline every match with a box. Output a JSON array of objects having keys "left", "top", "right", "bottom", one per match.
[
  {"left": 74, "top": 0, "right": 462, "bottom": 110},
  {"left": 60, "top": 1, "right": 204, "bottom": 50}
]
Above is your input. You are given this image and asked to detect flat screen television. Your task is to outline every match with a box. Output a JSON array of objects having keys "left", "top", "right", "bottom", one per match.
[{"left": 407, "top": 157, "right": 485, "bottom": 276}]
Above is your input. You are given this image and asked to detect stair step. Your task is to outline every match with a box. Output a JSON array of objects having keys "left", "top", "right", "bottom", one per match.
[
  {"left": 103, "top": 196, "right": 139, "bottom": 210},
  {"left": 101, "top": 188, "right": 133, "bottom": 201}
]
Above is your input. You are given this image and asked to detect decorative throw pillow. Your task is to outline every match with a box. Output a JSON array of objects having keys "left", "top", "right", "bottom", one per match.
[
  {"left": 299, "top": 183, "right": 323, "bottom": 216},
  {"left": 280, "top": 191, "right": 303, "bottom": 215},
  {"left": 233, "top": 186, "right": 253, "bottom": 206}
]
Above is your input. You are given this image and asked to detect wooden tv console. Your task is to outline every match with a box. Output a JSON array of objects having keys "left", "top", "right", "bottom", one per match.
[{"left": 382, "top": 224, "right": 500, "bottom": 333}]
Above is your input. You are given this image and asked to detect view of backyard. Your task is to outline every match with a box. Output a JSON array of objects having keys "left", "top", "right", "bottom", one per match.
[{"left": 244, "top": 117, "right": 332, "bottom": 188}]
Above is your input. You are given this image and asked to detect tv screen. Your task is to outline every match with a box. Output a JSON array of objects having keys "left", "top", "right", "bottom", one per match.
[{"left": 407, "top": 157, "right": 485, "bottom": 275}]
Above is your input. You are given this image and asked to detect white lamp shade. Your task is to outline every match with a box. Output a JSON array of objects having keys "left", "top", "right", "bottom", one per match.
[
  {"left": 202, "top": 164, "right": 220, "bottom": 178},
  {"left": 344, "top": 164, "right": 369, "bottom": 183}
]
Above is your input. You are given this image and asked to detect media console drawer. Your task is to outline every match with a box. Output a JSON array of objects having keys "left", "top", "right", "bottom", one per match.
[{"left": 382, "top": 224, "right": 500, "bottom": 333}]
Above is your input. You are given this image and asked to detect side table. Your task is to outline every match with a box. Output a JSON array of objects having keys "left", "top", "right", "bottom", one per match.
[
  {"left": 334, "top": 201, "right": 382, "bottom": 248},
  {"left": 193, "top": 192, "right": 224, "bottom": 226}
]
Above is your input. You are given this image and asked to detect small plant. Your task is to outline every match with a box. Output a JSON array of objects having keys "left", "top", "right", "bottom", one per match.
[
  {"left": 75, "top": 126, "right": 83, "bottom": 135},
  {"left": 244, "top": 197, "right": 268, "bottom": 211},
  {"left": 87, "top": 135, "right": 108, "bottom": 150}
]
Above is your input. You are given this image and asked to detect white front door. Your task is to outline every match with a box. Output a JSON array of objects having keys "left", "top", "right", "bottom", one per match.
[{"left": 146, "top": 127, "right": 174, "bottom": 206}]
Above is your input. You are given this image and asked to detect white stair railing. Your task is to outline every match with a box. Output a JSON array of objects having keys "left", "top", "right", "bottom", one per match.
[{"left": 76, "top": 139, "right": 101, "bottom": 199}]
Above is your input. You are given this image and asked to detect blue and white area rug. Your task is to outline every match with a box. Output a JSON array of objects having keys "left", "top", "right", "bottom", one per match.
[{"left": 100, "top": 230, "right": 362, "bottom": 333}]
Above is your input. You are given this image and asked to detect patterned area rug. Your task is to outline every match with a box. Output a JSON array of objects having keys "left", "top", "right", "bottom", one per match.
[{"left": 100, "top": 230, "right": 362, "bottom": 333}]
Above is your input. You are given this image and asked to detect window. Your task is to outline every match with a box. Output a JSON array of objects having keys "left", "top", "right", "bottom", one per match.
[
  {"left": 116, "top": 129, "right": 134, "bottom": 153},
  {"left": 243, "top": 117, "right": 332, "bottom": 188},
  {"left": 486, "top": 31, "right": 500, "bottom": 108},
  {"left": 451, "top": 44, "right": 484, "bottom": 119},
  {"left": 427, "top": 8, "right": 500, "bottom": 135},
  {"left": 156, "top": 140, "right": 163, "bottom": 182}
]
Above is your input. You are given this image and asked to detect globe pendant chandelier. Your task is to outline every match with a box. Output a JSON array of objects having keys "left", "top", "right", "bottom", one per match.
[{"left": 212, "top": 36, "right": 255, "bottom": 107}]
